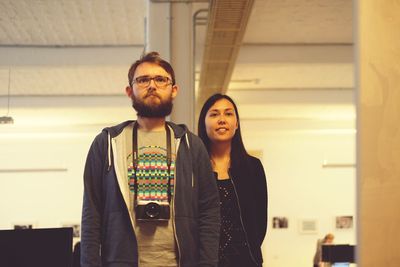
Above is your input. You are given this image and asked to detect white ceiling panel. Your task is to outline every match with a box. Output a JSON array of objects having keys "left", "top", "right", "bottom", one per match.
[
  {"left": 229, "top": 62, "right": 354, "bottom": 90},
  {"left": 0, "top": 0, "right": 145, "bottom": 46},
  {"left": 0, "top": 46, "right": 144, "bottom": 96},
  {"left": 245, "top": 0, "right": 353, "bottom": 44},
  {"left": 0, "top": 65, "right": 130, "bottom": 96}
]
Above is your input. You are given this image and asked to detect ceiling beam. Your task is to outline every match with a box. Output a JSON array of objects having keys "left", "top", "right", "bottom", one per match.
[
  {"left": 0, "top": 46, "right": 143, "bottom": 66},
  {"left": 196, "top": 0, "right": 254, "bottom": 110}
]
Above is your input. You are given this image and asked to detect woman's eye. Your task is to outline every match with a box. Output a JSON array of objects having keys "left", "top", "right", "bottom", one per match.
[{"left": 209, "top": 113, "right": 218, "bottom": 117}]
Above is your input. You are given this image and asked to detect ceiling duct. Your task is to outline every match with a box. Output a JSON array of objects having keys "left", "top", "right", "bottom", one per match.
[{"left": 197, "top": 0, "right": 254, "bottom": 109}]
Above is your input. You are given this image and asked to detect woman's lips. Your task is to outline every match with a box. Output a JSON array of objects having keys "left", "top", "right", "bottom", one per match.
[{"left": 216, "top": 127, "right": 228, "bottom": 133}]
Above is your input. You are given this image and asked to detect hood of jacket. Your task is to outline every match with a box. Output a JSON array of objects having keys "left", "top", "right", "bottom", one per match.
[
  {"left": 103, "top": 120, "right": 189, "bottom": 139},
  {"left": 101, "top": 120, "right": 190, "bottom": 170}
]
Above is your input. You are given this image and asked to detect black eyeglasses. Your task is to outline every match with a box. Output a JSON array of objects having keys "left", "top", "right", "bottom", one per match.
[{"left": 132, "top": 75, "right": 172, "bottom": 89}]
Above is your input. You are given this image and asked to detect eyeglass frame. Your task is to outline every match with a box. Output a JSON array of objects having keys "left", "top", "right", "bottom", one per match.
[{"left": 131, "top": 75, "right": 174, "bottom": 89}]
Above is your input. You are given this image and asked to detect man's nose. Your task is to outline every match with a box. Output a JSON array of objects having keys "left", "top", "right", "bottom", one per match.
[{"left": 149, "top": 78, "right": 157, "bottom": 87}]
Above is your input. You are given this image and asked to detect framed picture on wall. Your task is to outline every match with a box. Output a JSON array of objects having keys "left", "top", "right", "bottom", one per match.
[
  {"left": 12, "top": 221, "right": 36, "bottom": 230},
  {"left": 298, "top": 219, "right": 317, "bottom": 234},
  {"left": 13, "top": 223, "right": 34, "bottom": 230},
  {"left": 61, "top": 222, "right": 81, "bottom": 238},
  {"left": 272, "top": 216, "right": 289, "bottom": 229},
  {"left": 335, "top": 215, "right": 353, "bottom": 229}
]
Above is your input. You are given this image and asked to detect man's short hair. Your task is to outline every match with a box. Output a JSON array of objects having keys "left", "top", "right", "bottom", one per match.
[{"left": 128, "top": 51, "right": 176, "bottom": 86}]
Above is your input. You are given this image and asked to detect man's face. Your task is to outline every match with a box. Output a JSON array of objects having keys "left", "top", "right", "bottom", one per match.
[{"left": 126, "top": 62, "right": 178, "bottom": 118}]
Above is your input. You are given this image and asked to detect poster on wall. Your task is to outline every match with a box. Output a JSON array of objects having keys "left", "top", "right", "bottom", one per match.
[
  {"left": 272, "top": 216, "right": 288, "bottom": 229},
  {"left": 61, "top": 222, "right": 81, "bottom": 238},
  {"left": 298, "top": 219, "right": 317, "bottom": 234},
  {"left": 13, "top": 223, "right": 34, "bottom": 230},
  {"left": 12, "top": 221, "right": 37, "bottom": 230},
  {"left": 335, "top": 215, "right": 353, "bottom": 229}
]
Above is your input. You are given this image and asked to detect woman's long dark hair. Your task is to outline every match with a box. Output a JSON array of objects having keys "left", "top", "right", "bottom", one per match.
[{"left": 198, "top": 94, "right": 249, "bottom": 169}]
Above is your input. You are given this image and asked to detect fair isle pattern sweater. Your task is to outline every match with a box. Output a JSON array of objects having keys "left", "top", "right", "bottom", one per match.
[{"left": 127, "top": 130, "right": 176, "bottom": 203}]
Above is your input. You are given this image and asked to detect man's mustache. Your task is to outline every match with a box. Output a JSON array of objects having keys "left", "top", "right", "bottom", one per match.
[{"left": 145, "top": 89, "right": 160, "bottom": 98}]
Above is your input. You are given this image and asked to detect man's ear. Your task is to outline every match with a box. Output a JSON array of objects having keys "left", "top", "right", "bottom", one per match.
[
  {"left": 125, "top": 86, "right": 133, "bottom": 97},
  {"left": 171, "top": 85, "right": 179, "bottom": 99}
]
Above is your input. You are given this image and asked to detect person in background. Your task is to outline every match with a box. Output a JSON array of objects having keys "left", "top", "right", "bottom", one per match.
[
  {"left": 313, "top": 233, "right": 335, "bottom": 267},
  {"left": 73, "top": 242, "right": 81, "bottom": 267},
  {"left": 198, "top": 93, "right": 268, "bottom": 267},
  {"left": 81, "top": 52, "right": 220, "bottom": 267}
]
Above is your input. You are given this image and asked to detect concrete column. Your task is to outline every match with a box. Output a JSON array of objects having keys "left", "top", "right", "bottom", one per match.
[
  {"left": 146, "top": 1, "right": 171, "bottom": 59},
  {"left": 358, "top": 1, "right": 400, "bottom": 266},
  {"left": 169, "top": 3, "right": 195, "bottom": 131},
  {"left": 146, "top": 1, "right": 195, "bottom": 131}
]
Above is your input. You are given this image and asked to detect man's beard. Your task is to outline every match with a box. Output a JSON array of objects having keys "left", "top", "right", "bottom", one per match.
[{"left": 131, "top": 91, "right": 173, "bottom": 118}]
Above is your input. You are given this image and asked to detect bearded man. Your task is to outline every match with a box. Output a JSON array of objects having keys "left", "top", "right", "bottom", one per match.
[{"left": 81, "top": 52, "right": 220, "bottom": 267}]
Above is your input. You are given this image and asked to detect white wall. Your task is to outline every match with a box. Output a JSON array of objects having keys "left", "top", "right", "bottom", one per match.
[
  {"left": 0, "top": 125, "right": 105, "bottom": 245},
  {"left": 240, "top": 121, "right": 356, "bottom": 267}
]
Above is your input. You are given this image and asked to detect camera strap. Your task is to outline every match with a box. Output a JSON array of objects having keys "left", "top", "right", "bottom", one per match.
[{"left": 132, "top": 122, "right": 173, "bottom": 203}]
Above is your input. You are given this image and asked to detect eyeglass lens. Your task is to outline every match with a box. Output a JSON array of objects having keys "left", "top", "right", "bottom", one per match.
[{"left": 134, "top": 76, "right": 171, "bottom": 88}]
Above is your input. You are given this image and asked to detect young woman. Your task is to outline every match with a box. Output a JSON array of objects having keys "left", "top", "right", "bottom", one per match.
[{"left": 198, "top": 93, "right": 268, "bottom": 267}]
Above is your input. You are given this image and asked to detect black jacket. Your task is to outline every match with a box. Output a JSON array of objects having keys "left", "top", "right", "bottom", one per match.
[{"left": 229, "top": 155, "right": 267, "bottom": 266}]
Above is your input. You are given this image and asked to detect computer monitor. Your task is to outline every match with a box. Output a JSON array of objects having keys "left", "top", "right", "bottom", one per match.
[
  {"left": 322, "top": 244, "right": 355, "bottom": 263},
  {"left": 0, "top": 227, "right": 73, "bottom": 267}
]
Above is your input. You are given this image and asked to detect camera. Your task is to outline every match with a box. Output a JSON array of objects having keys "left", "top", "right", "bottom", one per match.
[{"left": 135, "top": 200, "right": 170, "bottom": 221}]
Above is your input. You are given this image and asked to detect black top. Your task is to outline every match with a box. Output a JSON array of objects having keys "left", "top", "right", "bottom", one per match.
[
  {"left": 217, "top": 178, "right": 248, "bottom": 263},
  {"left": 229, "top": 155, "right": 268, "bottom": 266}
]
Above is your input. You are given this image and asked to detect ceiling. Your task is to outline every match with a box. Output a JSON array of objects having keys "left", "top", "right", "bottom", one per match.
[{"left": 0, "top": 0, "right": 354, "bottom": 130}]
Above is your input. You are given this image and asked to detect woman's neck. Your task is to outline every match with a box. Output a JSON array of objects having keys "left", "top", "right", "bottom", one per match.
[
  {"left": 210, "top": 142, "right": 230, "bottom": 160},
  {"left": 210, "top": 142, "right": 231, "bottom": 180}
]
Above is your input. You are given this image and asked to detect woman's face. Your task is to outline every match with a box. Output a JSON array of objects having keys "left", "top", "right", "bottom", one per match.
[{"left": 205, "top": 98, "right": 238, "bottom": 144}]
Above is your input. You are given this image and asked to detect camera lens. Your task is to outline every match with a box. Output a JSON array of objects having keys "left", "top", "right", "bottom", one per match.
[{"left": 145, "top": 202, "right": 160, "bottom": 218}]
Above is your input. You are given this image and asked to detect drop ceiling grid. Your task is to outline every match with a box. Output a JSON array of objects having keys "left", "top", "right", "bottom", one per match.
[{"left": 0, "top": 0, "right": 145, "bottom": 46}]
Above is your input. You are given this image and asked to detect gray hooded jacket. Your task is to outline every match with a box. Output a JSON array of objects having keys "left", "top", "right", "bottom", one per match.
[{"left": 81, "top": 121, "right": 220, "bottom": 267}]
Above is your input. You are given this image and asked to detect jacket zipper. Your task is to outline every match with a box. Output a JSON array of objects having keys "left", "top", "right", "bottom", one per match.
[
  {"left": 229, "top": 171, "right": 259, "bottom": 266},
  {"left": 110, "top": 134, "right": 140, "bottom": 265},
  {"left": 173, "top": 136, "right": 182, "bottom": 267},
  {"left": 112, "top": 124, "right": 186, "bottom": 266}
]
